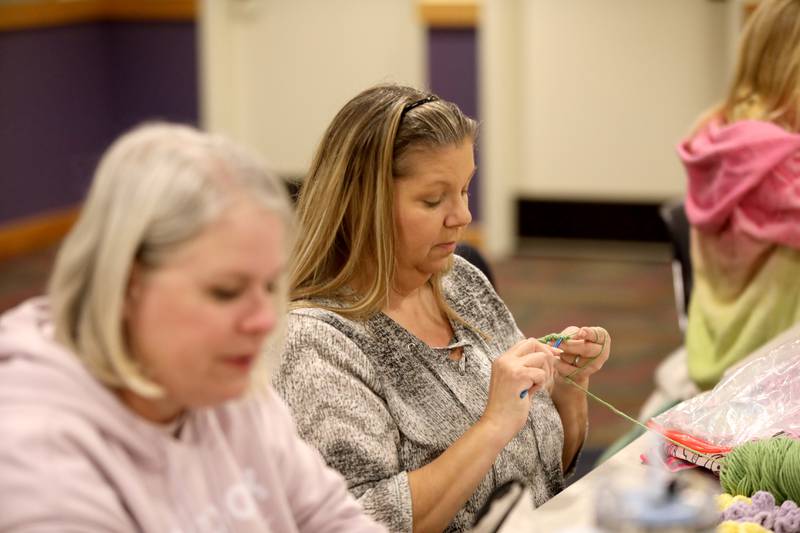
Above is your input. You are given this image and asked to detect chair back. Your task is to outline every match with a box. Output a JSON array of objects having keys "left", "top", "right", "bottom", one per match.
[{"left": 660, "top": 200, "right": 692, "bottom": 333}]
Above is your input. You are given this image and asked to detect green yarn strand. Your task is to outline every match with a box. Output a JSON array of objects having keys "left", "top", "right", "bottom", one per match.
[
  {"left": 537, "top": 332, "right": 714, "bottom": 460},
  {"left": 538, "top": 333, "right": 800, "bottom": 505},
  {"left": 563, "top": 376, "right": 714, "bottom": 461}
]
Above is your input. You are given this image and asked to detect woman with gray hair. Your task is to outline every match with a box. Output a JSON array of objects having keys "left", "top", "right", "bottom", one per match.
[
  {"left": 276, "top": 84, "right": 612, "bottom": 533},
  {"left": 0, "top": 123, "right": 385, "bottom": 532}
]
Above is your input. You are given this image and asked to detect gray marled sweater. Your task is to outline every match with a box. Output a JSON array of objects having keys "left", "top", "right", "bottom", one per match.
[{"left": 274, "top": 256, "right": 566, "bottom": 532}]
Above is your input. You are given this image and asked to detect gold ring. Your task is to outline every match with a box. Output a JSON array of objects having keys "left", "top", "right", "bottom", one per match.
[{"left": 573, "top": 355, "right": 580, "bottom": 366}]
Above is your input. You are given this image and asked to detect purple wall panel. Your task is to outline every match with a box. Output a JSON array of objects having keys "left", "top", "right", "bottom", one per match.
[
  {"left": 427, "top": 28, "right": 480, "bottom": 221},
  {"left": 108, "top": 22, "right": 198, "bottom": 135},
  {"left": 0, "top": 24, "right": 113, "bottom": 224},
  {"left": 0, "top": 21, "right": 197, "bottom": 225}
]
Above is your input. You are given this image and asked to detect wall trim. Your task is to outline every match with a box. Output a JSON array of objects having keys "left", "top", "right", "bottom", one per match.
[
  {"left": 517, "top": 199, "right": 669, "bottom": 242},
  {"left": 0, "top": 0, "right": 196, "bottom": 31},
  {"left": 0, "top": 207, "right": 79, "bottom": 261},
  {"left": 417, "top": 0, "right": 480, "bottom": 28}
]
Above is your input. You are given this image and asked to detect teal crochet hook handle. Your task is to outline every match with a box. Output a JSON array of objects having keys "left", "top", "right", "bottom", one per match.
[{"left": 520, "top": 337, "right": 563, "bottom": 399}]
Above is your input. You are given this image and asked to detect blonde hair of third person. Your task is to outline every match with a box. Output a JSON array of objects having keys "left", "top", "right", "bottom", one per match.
[
  {"left": 667, "top": 0, "right": 800, "bottom": 393},
  {"left": 697, "top": 0, "right": 800, "bottom": 131},
  {"left": 278, "top": 84, "right": 611, "bottom": 533}
]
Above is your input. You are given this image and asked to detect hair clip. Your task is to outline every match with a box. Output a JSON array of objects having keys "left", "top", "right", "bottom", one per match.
[{"left": 400, "top": 95, "right": 439, "bottom": 120}]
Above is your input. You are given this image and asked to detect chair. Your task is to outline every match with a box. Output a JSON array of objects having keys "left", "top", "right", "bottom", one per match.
[
  {"left": 660, "top": 200, "right": 692, "bottom": 335},
  {"left": 455, "top": 242, "right": 495, "bottom": 288}
]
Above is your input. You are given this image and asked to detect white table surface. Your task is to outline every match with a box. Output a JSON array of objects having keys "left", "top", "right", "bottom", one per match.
[{"left": 499, "top": 434, "right": 652, "bottom": 532}]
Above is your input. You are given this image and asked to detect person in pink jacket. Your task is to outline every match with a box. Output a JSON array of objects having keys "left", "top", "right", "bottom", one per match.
[
  {"left": 0, "top": 123, "right": 386, "bottom": 532},
  {"left": 675, "top": 0, "right": 800, "bottom": 391},
  {"left": 622, "top": 0, "right": 800, "bottom": 439}
]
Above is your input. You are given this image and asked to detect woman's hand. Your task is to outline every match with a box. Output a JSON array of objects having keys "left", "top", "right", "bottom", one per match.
[
  {"left": 480, "top": 338, "right": 560, "bottom": 445},
  {"left": 546, "top": 326, "right": 609, "bottom": 470},
  {"left": 551, "top": 326, "right": 610, "bottom": 384}
]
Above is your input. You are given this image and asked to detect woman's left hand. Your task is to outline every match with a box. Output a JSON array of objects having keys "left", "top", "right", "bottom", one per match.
[{"left": 550, "top": 326, "right": 610, "bottom": 381}]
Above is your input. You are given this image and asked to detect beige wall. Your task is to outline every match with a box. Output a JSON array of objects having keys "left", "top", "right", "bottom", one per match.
[
  {"left": 479, "top": 0, "right": 522, "bottom": 258},
  {"left": 481, "top": 0, "right": 730, "bottom": 256},
  {"left": 200, "top": 0, "right": 425, "bottom": 177},
  {"left": 201, "top": 0, "right": 736, "bottom": 258}
]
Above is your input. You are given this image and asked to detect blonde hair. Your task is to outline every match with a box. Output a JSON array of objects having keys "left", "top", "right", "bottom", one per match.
[
  {"left": 49, "top": 122, "right": 293, "bottom": 398},
  {"left": 290, "top": 84, "right": 477, "bottom": 321},
  {"left": 704, "top": 0, "right": 800, "bottom": 131}
]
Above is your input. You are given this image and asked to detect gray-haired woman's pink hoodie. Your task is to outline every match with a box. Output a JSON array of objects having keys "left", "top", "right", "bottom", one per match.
[{"left": 0, "top": 298, "right": 387, "bottom": 533}]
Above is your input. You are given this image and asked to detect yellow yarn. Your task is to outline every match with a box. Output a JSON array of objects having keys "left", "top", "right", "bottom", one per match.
[
  {"left": 716, "top": 493, "right": 753, "bottom": 511},
  {"left": 715, "top": 493, "right": 769, "bottom": 533},
  {"left": 716, "top": 521, "right": 770, "bottom": 533}
]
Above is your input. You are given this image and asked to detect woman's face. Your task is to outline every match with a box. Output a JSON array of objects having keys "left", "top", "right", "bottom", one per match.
[
  {"left": 123, "top": 202, "right": 285, "bottom": 422},
  {"left": 392, "top": 139, "right": 474, "bottom": 287}
]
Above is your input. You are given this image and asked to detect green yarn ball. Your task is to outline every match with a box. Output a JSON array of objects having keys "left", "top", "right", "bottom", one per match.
[{"left": 720, "top": 437, "right": 800, "bottom": 505}]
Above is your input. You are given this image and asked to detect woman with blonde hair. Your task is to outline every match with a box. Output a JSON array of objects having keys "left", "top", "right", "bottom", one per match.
[
  {"left": 274, "top": 84, "right": 611, "bottom": 533},
  {"left": 0, "top": 123, "right": 386, "bottom": 532},
  {"left": 677, "top": 0, "right": 800, "bottom": 391}
]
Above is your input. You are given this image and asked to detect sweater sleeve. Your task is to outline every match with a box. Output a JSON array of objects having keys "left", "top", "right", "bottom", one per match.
[
  {"left": 260, "top": 389, "right": 389, "bottom": 533},
  {"left": 274, "top": 313, "right": 413, "bottom": 533}
]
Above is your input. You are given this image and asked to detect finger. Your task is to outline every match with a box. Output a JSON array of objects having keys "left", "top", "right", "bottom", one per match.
[
  {"left": 519, "top": 352, "right": 559, "bottom": 372},
  {"left": 521, "top": 368, "right": 549, "bottom": 393},
  {"left": 532, "top": 341, "right": 563, "bottom": 358},
  {"left": 512, "top": 338, "right": 562, "bottom": 358},
  {"left": 560, "top": 342, "right": 600, "bottom": 359},
  {"left": 518, "top": 351, "right": 547, "bottom": 364},
  {"left": 580, "top": 327, "right": 610, "bottom": 359},
  {"left": 507, "top": 337, "right": 541, "bottom": 358},
  {"left": 558, "top": 326, "right": 580, "bottom": 338},
  {"left": 557, "top": 338, "right": 586, "bottom": 353},
  {"left": 558, "top": 351, "right": 586, "bottom": 367},
  {"left": 555, "top": 351, "right": 603, "bottom": 376},
  {"left": 564, "top": 327, "right": 610, "bottom": 358},
  {"left": 523, "top": 354, "right": 560, "bottom": 377},
  {"left": 575, "top": 326, "right": 608, "bottom": 345}
]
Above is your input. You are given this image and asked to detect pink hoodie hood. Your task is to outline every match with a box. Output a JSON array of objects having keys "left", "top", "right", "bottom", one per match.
[
  {"left": 0, "top": 297, "right": 168, "bottom": 467},
  {"left": 678, "top": 119, "right": 800, "bottom": 248}
]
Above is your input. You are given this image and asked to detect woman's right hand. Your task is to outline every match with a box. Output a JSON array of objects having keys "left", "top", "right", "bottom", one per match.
[{"left": 480, "top": 338, "right": 560, "bottom": 445}]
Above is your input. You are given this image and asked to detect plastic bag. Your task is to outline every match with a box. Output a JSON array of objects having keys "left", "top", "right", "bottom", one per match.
[{"left": 651, "top": 338, "right": 800, "bottom": 447}]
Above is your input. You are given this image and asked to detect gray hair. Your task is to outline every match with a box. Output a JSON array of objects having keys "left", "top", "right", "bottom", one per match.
[{"left": 49, "top": 122, "right": 293, "bottom": 397}]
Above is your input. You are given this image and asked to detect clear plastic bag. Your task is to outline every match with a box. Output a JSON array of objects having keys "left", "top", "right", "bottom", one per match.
[{"left": 651, "top": 338, "right": 800, "bottom": 447}]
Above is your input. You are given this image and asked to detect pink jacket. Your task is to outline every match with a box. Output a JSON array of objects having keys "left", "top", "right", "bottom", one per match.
[
  {"left": 677, "top": 119, "right": 800, "bottom": 388},
  {"left": 680, "top": 119, "right": 800, "bottom": 248},
  {"left": 0, "top": 298, "right": 387, "bottom": 533}
]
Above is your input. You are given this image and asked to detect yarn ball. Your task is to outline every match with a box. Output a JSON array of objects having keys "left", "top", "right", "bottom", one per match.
[
  {"left": 716, "top": 521, "right": 770, "bottom": 533},
  {"left": 720, "top": 438, "right": 800, "bottom": 505},
  {"left": 718, "top": 491, "right": 800, "bottom": 533}
]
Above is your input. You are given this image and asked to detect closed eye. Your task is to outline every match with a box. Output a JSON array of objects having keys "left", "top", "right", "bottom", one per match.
[{"left": 208, "top": 286, "right": 242, "bottom": 301}]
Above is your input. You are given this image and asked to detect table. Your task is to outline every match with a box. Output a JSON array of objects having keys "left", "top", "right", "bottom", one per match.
[{"left": 499, "top": 434, "right": 652, "bottom": 532}]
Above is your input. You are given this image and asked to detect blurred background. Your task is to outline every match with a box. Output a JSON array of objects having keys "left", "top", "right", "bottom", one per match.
[{"left": 0, "top": 0, "right": 759, "bottom": 478}]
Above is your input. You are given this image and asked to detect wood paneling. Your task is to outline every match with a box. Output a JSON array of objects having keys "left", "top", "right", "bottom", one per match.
[
  {"left": 0, "top": 207, "right": 78, "bottom": 261},
  {"left": 0, "top": 0, "right": 196, "bottom": 31},
  {"left": 417, "top": 0, "right": 479, "bottom": 28}
]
